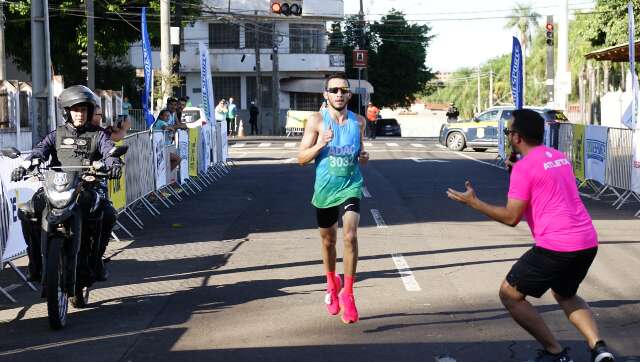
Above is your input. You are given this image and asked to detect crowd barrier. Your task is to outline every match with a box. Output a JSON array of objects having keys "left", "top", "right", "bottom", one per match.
[
  {"left": 497, "top": 121, "right": 640, "bottom": 215},
  {"left": 0, "top": 120, "right": 232, "bottom": 302}
]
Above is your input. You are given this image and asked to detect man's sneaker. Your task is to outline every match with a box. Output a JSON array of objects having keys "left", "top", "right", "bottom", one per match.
[
  {"left": 324, "top": 275, "right": 342, "bottom": 315},
  {"left": 591, "top": 341, "right": 615, "bottom": 362},
  {"left": 338, "top": 290, "right": 359, "bottom": 324},
  {"left": 531, "top": 347, "right": 573, "bottom": 362}
]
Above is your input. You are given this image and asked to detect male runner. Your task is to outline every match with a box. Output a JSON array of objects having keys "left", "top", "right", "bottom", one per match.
[
  {"left": 447, "top": 109, "right": 614, "bottom": 362},
  {"left": 298, "top": 73, "right": 369, "bottom": 324}
]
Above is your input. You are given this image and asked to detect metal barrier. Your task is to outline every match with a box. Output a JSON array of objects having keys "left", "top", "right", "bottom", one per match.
[{"left": 128, "top": 109, "right": 147, "bottom": 132}]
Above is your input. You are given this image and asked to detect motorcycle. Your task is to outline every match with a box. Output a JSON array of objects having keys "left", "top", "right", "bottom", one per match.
[{"left": 1, "top": 146, "right": 127, "bottom": 329}]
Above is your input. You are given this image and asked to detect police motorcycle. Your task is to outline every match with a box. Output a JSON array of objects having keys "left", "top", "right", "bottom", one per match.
[{"left": 1, "top": 145, "right": 127, "bottom": 329}]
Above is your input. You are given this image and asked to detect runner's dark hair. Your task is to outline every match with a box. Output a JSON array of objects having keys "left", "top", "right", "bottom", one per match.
[
  {"left": 324, "top": 73, "right": 351, "bottom": 90},
  {"left": 512, "top": 109, "right": 544, "bottom": 145}
]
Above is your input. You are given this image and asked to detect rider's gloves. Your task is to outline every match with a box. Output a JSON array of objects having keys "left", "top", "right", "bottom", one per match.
[
  {"left": 11, "top": 167, "right": 27, "bottom": 182},
  {"left": 108, "top": 164, "right": 122, "bottom": 180}
]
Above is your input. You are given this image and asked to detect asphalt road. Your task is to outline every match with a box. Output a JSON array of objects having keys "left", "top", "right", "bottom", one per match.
[{"left": 1, "top": 137, "right": 639, "bottom": 362}]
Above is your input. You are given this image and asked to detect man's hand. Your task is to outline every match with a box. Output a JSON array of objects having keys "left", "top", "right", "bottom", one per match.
[
  {"left": 319, "top": 127, "right": 333, "bottom": 146},
  {"left": 11, "top": 167, "right": 27, "bottom": 182},
  {"left": 108, "top": 164, "right": 122, "bottom": 180},
  {"left": 446, "top": 180, "right": 478, "bottom": 206},
  {"left": 359, "top": 150, "right": 369, "bottom": 165}
]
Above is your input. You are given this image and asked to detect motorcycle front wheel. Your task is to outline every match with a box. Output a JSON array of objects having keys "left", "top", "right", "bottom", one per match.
[{"left": 46, "top": 237, "right": 68, "bottom": 330}]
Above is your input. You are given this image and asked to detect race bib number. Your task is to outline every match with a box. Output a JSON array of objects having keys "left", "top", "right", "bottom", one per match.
[{"left": 328, "top": 154, "right": 355, "bottom": 176}]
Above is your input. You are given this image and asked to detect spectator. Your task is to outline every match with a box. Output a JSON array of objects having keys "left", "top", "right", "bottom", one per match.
[
  {"left": 166, "top": 97, "right": 178, "bottom": 125},
  {"left": 446, "top": 102, "right": 460, "bottom": 122},
  {"left": 110, "top": 115, "right": 131, "bottom": 142},
  {"left": 366, "top": 101, "right": 380, "bottom": 140},
  {"left": 249, "top": 100, "right": 259, "bottom": 135},
  {"left": 152, "top": 109, "right": 181, "bottom": 170},
  {"left": 177, "top": 97, "right": 188, "bottom": 123},
  {"left": 227, "top": 97, "right": 238, "bottom": 136},
  {"left": 122, "top": 96, "right": 132, "bottom": 116},
  {"left": 215, "top": 99, "right": 228, "bottom": 123}
]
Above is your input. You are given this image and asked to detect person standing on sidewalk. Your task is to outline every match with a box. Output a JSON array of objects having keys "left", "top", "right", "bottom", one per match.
[
  {"left": 446, "top": 109, "right": 614, "bottom": 362},
  {"left": 366, "top": 102, "right": 379, "bottom": 140},
  {"left": 298, "top": 73, "right": 369, "bottom": 324},
  {"left": 249, "top": 101, "right": 259, "bottom": 135},
  {"left": 227, "top": 97, "right": 238, "bottom": 136}
]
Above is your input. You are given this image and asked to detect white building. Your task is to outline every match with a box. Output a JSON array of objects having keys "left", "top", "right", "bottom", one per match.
[{"left": 128, "top": 0, "right": 373, "bottom": 133}]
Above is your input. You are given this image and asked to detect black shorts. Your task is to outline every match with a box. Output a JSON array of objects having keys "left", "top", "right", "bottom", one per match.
[
  {"left": 315, "top": 197, "right": 361, "bottom": 228},
  {"left": 506, "top": 246, "right": 597, "bottom": 298}
]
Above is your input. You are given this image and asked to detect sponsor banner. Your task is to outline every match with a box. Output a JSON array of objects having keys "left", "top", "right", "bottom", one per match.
[
  {"left": 572, "top": 124, "right": 586, "bottom": 181},
  {"left": 199, "top": 42, "right": 215, "bottom": 124},
  {"left": 177, "top": 129, "right": 189, "bottom": 182},
  {"left": 510, "top": 37, "right": 523, "bottom": 109},
  {"left": 153, "top": 132, "right": 168, "bottom": 189},
  {"left": 585, "top": 125, "right": 608, "bottom": 184},
  {"left": 498, "top": 118, "right": 506, "bottom": 159},
  {"left": 141, "top": 8, "right": 155, "bottom": 127},
  {"left": 286, "top": 110, "right": 313, "bottom": 129},
  {"left": 0, "top": 157, "right": 40, "bottom": 262},
  {"left": 188, "top": 127, "right": 200, "bottom": 177},
  {"left": 632, "top": 131, "right": 640, "bottom": 193},
  {"left": 107, "top": 140, "right": 127, "bottom": 210}
]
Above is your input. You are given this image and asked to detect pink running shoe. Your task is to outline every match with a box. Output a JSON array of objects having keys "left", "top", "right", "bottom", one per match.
[
  {"left": 339, "top": 291, "right": 359, "bottom": 324},
  {"left": 324, "top": 275, "right": 342, "bottom": 315}
]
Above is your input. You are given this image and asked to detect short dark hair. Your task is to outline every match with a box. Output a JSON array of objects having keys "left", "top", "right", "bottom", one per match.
[
  {"left": 158, "top": 109, "right": 170, "bottom": 118},
  {"left": 167, "top": 97, "right": 178, "bottom": 104},
  {"left": 512, "top": 109, "right": 544, "bottom": 145},
  {"left": 178, "top": 97, "right": 188, "bottom": 103},
  {"left": 324, "top": 73, "right": 350, "bottom": 90}
]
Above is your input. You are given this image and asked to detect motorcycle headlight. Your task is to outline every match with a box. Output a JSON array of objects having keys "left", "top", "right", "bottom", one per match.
[{"left": 46, "top": 189, "right": 75, "bottom": 208}]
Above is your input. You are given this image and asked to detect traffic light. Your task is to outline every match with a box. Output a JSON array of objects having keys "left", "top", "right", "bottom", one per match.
[
  {"left": 545, "top": 23, "right": 554, "bottom": 46},
  {"left": 81, "top": 51, "right": 89, "bottom": 71},
  {"left": 270, "top": 1, "right": 302, "bottom": 16}
]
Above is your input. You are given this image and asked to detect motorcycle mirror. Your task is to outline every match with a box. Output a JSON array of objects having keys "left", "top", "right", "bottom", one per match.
[
  {"left": 109, "top": 145, "right": 129, "bottom": 158},
  {"left": 0, "top": 147, "right": 21, "bottom": 159}
]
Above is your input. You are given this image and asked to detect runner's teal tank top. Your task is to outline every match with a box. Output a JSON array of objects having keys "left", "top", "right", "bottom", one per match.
[{"left": 311, "top": 109, "right": 364, "bottom": 208}]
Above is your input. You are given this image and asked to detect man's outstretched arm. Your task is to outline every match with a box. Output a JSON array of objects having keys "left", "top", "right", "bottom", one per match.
[{"left": 447, "top": 181, "right": 527, "bottom": 227}]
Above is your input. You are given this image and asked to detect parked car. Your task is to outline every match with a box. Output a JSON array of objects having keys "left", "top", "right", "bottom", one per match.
[
  {"left": 376, "top": 118, "right": 402, "bottom": 137},
  {"left": 438, "top": 106, "right": 568, "bottom": 152}
]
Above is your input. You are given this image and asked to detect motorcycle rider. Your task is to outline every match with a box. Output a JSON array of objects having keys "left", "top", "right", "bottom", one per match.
[
  {"left": 446, "top": 102, "right": 460, "bottom": 122},
  {"left": 11, "top": 85, "right": 122, "bottom": 283}
]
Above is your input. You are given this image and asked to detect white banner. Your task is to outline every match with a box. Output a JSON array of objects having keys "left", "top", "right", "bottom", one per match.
[
  {"left": 199, "top": 127, "right": 209, "bottom": 173},
  {"left": 220, "top": 121, "right": 229, "bottom": 162},
  {"left": 0, "top": 157, "right": 41, "bottom": 262},
  {"left": 210, "top": 122, "right": 218, "bottom": 165},
  {"left": 585, "top": 125, "right": 608, "bottom": 184},
  {"left": 199, "top": 42, "right": 215, "bottom": 124},
  {"left": 498, "top": 118, "right": 506, "bottom": 160},
  {"left": 153, "top": 132, "right": 168, "bottom": 189},
  {"left": 177, "top": 129, "right": 189, "bottom": 182},
  {"left": 632, "top": 131, "right": 640, "bottom": 193}
]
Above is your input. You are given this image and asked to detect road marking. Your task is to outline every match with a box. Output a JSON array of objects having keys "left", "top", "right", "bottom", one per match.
[
  {"left": 283, "top": 157, "right": 297, "bottom": 164},
  {"left": 408, "top": 157, "right": 449, "bottom": 163},
  {"left": 258, "top": 142, "right": 272, "bottom": 148},
  {"left": 284, "top": 142, "right": 297, "bottom": 148},
  {"left": 232, "top": 152, "right": 248, "bottom": 159},
  {"left": 411, "top": 143, "right": 425, "bottom": 148},
  {"left": 362, "top": 186, "right": 372, "bottom": 198},
  {"left": 391, "top": 253, "right": 421, "bottom": 292},
  {"left": 364, "top": 142, "right": 373, "bottom": 147},
  {"left": 386, "top": 142, "right": 399, "bottom": 147},
  {"left": 435, "top": 144, "right": 447, "bottom": 149},
  {"left": 231, "top": 143, "right": 246, "bottom": 148},
  {"left": 435, "top": 356, "right": 457, "bottom": 362},
  {"left": 454, "top": 152, "right": 505, "bottom": 170},
  {"left": 370, "top": 209, "right": 388, "bottom": 228}
]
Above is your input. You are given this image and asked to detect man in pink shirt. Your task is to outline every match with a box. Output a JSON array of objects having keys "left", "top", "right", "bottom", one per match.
[{"left": 447, "top": 109, "right": 614, "bottom": 362}]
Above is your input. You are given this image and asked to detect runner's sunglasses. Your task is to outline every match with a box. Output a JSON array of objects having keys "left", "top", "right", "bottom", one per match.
[{"left": 326, "top": 87, "right": 351, "bottom": 94}]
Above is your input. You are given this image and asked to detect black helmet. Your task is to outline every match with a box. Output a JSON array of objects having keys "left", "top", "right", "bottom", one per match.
[{"left": 59, "top": 85, "right": 98, "bottom": 124}]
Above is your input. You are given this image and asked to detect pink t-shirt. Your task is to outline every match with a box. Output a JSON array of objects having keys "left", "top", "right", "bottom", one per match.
[{"left": 508, "top": 145, "right": 598, "bottom": 252}]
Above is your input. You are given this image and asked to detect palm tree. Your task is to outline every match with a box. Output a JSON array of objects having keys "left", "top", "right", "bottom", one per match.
[{"left": 505, "top": 3, "right": 541, "bottom": 105}]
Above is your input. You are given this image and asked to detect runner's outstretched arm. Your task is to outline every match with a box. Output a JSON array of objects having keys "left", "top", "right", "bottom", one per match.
[
  {"left": 298, "top": 112, "right": 330, "bottom": 165},
  {"left": 447, "top": 181, "right": 527, "bottom": 227}
]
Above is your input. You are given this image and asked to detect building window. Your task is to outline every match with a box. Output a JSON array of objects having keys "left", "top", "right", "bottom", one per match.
[
  {"left": 213, "top": 77, "right": 241, "bottom": 105},
  {"left": 208, "top": 23, "right": 240, "bottom": 49},
  {"left": 290, "top": 92, "right": 324, "bottom": 111},
  {"left": 245, "top": 23, "right": 273, "bottom": 48},
  {"left": 289, "top": 24, "right": 325, "bottom": 54},
  {"left": 246, "top": 76, "right": 273, "bottom": 109}
]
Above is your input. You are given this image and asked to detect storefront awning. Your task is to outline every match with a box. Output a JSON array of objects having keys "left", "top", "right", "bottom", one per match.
[
  {"left": 585, "top": 40, "right": 640, "bottom": 62},
  {"left": 280, "top": 78, "right": 374, "bottom": 94}
]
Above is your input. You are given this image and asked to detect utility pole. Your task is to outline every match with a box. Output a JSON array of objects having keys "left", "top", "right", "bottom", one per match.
[
  {"left": 358, "top": 0, "right": 365, "bottom": 114},
  {"left": 31, "top": 0, "right": 53, "bottom": 144},
  {"left": 0, "top": 0, "right": 6, "bottom": 80},
  {"left": 271, "top": 22, "right": 280, "bottom": 135},
  {"left": 477, "top": 64, "right": 481, "bottom": 114},
  {"left": 86, "top": 0, "right": 95, "bottom": 89},
  {"left": 556, "top": 0, "right": 569, "bottom": 111},
  {"left": 546, "top": 15, "right": 555, "bottom": 105},
  {"left": 160, "top": 0, "right": 171, "bottom": 105},
  {"left": 172, "top": 0, "right": 183, "bottom": 96},
  {"left": 254, "top": 12, "right": 262, "bottom": 134},
  {"left": 489, "top": 69, "right": 493, "bottom": 108}
]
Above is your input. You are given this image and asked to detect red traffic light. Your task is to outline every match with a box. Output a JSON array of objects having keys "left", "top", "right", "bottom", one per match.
[
  {"left": 545, "top": 23, "right": 554, "bottom": 32},
  {"left": 271, "top": 2, "right": 281, "bottom": 13}
]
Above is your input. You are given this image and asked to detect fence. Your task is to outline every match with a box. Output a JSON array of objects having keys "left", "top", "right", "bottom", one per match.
[{"left": 0, "top": 121, "right": 232, "bottom": 302}]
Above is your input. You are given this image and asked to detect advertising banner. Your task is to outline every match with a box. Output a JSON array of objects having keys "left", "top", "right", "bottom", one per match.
[
  {"left": 510, "top": 37, "right": 524, "bottom": 110},
  {"left": 572, "top": 124, "right": 586, "bottom": 181},
  {"left": 199, "top": 41, "right": 215, "bottom": 124},
  {"left": 177, "top": 129, "right": 189, "bottom": 182},
  {"left": 632, "top": 131, "right": 640, "bottom": 193},
  {"left": 189, "top": 127, "right": 200, "bottom": 177},
  {"left": 153, "top": 132, "right": 168, "bottom": 189},
  {"left": 141, "top": 8, "right": 155, "bottom": 127},
  {"left": 585, "top": 125, "right": 608, "bottom": 184}
]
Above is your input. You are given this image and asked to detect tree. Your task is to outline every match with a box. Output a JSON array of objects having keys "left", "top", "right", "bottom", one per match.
[
  {"left": 5, "top": 1, "right": 201, "bottom": 98},
  {"left": 505, "top": 2, "right": 541, "bottom": 103}
]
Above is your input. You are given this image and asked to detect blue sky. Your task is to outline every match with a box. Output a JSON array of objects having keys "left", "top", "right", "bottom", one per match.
[{"left": 343, "top": 0, "right": 596, "bottom": 73}]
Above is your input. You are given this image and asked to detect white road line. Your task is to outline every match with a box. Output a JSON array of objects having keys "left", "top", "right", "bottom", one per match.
[
  {"left": 362, "top": 186, "right": 372, "bottom": 198},
  {"left": 408, "top": 157, "right": 449, "bottom": 163},
  {"left": 258, "top": 142, "right": 272, "bottom": 148},
  {"left": 370, "top": 209, "right": 388, "bottom": 228},
  {"left": 231, "top": 143, "right": 246, "bottom": 148},
  {"left": 284, "top": 142, "right": 297, "bottom": 148},
  {"left": 364, "top": 142, "right": 373, "bottom": 147},
  {"left": 283, "top": 157, "right": 297, "bottom": 164},
  {"left": 391, "top": 253, "right": 421, "bottom": 292},
  {"left": 411, "top": 143, "right": 425, "bottom": 148},
  {"left": 386, "top": 142, "right": 399, "bottom": 147},
  {"left": 454, "top": 152, "right": 505, "bottom": 170},
  {"left": 232, "top": 152, "right": 248, "bottom": 159}
]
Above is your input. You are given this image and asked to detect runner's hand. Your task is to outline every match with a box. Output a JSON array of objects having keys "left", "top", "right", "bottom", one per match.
[
  {"left": 320, "top": 127, "right": 333, "bottom": 146},
  {"left": 359, "top": 150, "right": 369, "bottom": 165},
  {"left": 446, "top": 181, "right": 477, "bottom": 206}
]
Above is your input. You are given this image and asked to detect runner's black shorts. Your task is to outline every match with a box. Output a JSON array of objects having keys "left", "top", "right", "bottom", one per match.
[
  {"left": 506, "top": 246, "right": 597, "bottom": 298},
  {"left": 315, "top": 197, "right": 361, "bottom": 228}
]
